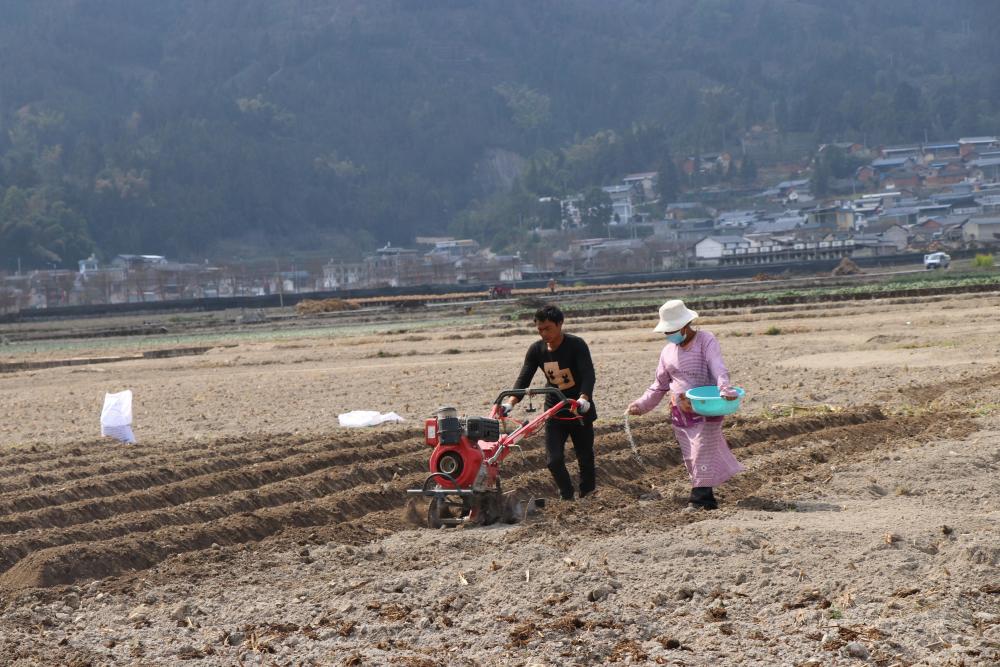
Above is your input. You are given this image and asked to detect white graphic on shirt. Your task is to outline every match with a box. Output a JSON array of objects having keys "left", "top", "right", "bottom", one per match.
[{"left": 543, "top": 362, "right": 575, "bottom": 391}]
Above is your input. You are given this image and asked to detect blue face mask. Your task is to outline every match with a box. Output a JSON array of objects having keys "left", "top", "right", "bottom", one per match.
[{"left": 666, "top": 331, "right": 685, "bottom": 344}]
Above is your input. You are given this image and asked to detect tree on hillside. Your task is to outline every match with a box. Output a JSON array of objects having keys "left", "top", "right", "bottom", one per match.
[
  {"left": 538, "top": 197, "right": 562, "bottom": 229},
  {"left": 811, "top": 158, "right": 831, "bottom": 198},
  {"left": 657, "top": 153, "right": 680, "bottom": 203},
  {"left": 739, "top": 155, "right": 758, "bottom": 185},
  {"left": 580, "top": 187, "right": 613, "bottom": 234},
  {"left": 0, "top": 186, "right": 94, "bottom": 270},
  {"left": 495, "top": 83, "right": 552, "bottom": 133}
]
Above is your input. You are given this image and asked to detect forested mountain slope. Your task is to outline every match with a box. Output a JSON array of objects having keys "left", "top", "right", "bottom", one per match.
[{"left": 1, "top": 0, "right": 998, "bottom": 268}]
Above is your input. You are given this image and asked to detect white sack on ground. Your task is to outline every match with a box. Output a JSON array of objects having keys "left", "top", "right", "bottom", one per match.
[
  {"left": 338, "top": 410, "right": 405, "bottom": 427},
  {"left": 101, "top": 390, "right": 136, "bottom": 443}
]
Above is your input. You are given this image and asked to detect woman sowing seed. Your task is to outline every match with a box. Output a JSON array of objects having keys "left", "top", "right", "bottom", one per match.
[{"left": 626, "top": 299, "right": 744, "bottom": 510}]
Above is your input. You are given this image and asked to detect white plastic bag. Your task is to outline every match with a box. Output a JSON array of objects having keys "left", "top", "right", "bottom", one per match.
[
  {"left": 101, "top": 390, "right": 136, "bottom": 443},
  {"left": 337, "top": 410, "right": 405, "bottom": 428}
]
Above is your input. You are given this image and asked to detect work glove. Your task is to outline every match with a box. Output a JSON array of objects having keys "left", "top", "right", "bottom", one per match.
[
  {"left": 575, "top": 398, "right": 591, "bottom": 415},
  {"left": 499, "top": 401, "right": 514, "bottom": 417}
]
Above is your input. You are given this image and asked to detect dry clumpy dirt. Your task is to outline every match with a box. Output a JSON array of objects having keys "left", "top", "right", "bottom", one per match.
[{"left": 0, "top": 291, "right": 998, "bottom": 665}]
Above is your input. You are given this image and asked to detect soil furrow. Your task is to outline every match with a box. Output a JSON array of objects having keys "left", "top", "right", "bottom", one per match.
[
  {"left": 0, "top": 441, "right": 693, "bottom": 590},
  {"left": 504, "top": 411, "right": 970, "bottom": 545},
  {"left": 0, "top": 431, "right": 431, "bottom": 515},
  {"left": 0, "top": 460, "right": 423, "bottom": 576},
  {"left": 0, "top": 407, "right": 907, "bottom": 589},
  {"left": 0, "top": 417, "right": 648, "bottom": 528},
  {"left": 0, "top": 431, "right": 426, "bottom": 499},
  {"left": 0, "top": 428, "right": 662, "bottom": 568},
  {"left": 0, "top": 427, "right": 424, "bottom": 487},
  {"left": 0, "top": 446, "right": 415, "bottom": 536},
  {"left": 0, "top": 407, "right": 861, "bottom": 518},
  {"left": 0, "top": 484, "right": 403, "bottom": 590}
]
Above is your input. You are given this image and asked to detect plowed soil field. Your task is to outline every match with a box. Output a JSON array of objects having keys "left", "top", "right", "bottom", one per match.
[{"left": 1, "top": 289, "right": 998, "bottom": 665}]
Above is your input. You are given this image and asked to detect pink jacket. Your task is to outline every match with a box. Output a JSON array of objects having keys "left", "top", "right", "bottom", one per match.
[{"left": 631, "top": 331, "right": 733, "bottom": 415}]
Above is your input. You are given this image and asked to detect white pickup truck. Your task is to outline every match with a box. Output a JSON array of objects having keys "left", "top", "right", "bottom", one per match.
[{"left": 924, "top": 252, "right": 951, "bottom": 269}]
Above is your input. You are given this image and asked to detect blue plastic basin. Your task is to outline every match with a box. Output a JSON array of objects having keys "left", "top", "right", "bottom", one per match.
[{"left": 685, "top": 385, "right": 745, "bottom": 417}]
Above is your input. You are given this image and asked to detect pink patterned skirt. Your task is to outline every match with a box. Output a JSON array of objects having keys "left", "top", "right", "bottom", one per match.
[{"left": 671, "top": 404, "right": 745, "bottom": 488}]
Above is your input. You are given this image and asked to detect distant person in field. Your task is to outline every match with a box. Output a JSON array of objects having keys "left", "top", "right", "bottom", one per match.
[
  {"left": 502, "top": 304, "right": 596, "bottom": 501},
  {"left": 548, "top": 278, "right": 557, "bottom": 294},
  {"left": 626, "top": 299, "right": 743, "bottom": 510}
]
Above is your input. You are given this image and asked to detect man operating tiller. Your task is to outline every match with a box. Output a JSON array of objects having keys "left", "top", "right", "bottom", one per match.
[{"left": 502, "top": 304, "right": 596, "bottom": 501}]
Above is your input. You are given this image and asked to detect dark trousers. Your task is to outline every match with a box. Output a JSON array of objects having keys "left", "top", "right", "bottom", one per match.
[{"left": 544, "top": 418, "right": 596, "bottom": 500}]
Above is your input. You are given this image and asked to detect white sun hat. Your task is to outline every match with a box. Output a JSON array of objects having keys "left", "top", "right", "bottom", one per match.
[{"left": 653, "top": 299, "right": 699, "bottom": 333}]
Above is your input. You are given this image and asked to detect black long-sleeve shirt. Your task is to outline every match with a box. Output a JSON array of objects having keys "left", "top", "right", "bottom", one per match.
[{"left": 513, "top": 333, "right": 597, "bottom": 420}]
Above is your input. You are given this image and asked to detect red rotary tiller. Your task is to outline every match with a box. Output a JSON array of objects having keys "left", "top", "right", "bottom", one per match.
[{"left": 407, "top": 387, "right": 581, "bottom": 528}]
